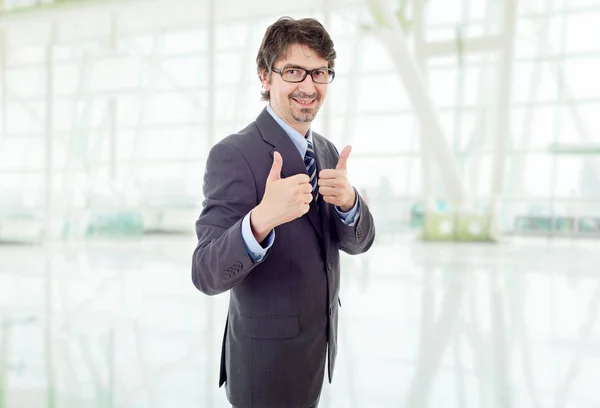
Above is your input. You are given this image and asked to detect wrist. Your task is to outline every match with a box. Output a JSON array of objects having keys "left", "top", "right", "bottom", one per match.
[
  {"left": 250, "top": 205, "right": 273, "bottom": 241},
  {"left": 340, "top": 189, "right": 356, "bottom": 212}
]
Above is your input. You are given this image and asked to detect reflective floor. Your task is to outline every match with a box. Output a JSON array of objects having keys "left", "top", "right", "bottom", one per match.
[{"left": 1, "top": 233, "right": 599, "bottom": 407}]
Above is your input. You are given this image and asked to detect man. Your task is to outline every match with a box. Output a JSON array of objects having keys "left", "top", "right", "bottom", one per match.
[{"left": 192, "top": 17, "right": 375, "bottom": 408}]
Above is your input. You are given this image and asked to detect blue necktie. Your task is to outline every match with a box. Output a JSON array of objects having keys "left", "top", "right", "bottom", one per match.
[{"left": 304, "top": 141, "right": 319, "bottom": 204}]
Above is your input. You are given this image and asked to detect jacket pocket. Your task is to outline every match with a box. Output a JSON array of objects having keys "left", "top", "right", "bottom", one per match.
[{"left": 241, "top": 315, "right": 299, "bottom": 339}]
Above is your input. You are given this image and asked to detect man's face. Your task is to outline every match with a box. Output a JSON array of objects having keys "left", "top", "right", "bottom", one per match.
[{"left": 261, "top": 43, "right": 330, "bottom": 134}]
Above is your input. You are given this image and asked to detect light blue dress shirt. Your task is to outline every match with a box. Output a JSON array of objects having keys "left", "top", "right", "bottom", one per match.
[{"left": 241, "top": 104, "right": 360, "bottom": 261}]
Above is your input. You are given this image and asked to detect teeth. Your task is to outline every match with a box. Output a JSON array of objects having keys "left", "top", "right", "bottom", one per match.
[{"left": 294, "top": 99, "right": 314, "bottom": 105}]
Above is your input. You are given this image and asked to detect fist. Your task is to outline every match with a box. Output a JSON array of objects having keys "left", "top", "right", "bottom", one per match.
[
  {"left": 252, "top": 152, "right": 314, "bottom": 237},
  {"left": 318, "top": 146, "right": 356, "bottom": 211}
]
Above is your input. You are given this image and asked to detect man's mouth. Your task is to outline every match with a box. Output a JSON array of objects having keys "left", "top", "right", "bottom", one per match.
[{"left": 292, "top": 98, "right": 316, "bottom": 106}]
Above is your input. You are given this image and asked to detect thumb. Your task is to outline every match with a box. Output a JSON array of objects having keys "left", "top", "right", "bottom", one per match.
[
  {"left": 336, "top": 145, "right": 352, "bottom": 170},
  {"left": 267, "top": 151, "right": 283, "bottom": 182}
]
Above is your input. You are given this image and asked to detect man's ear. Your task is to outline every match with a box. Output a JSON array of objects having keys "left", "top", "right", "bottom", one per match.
[{"left": 260, "top": 69, "right": 271, "bottom": 91}]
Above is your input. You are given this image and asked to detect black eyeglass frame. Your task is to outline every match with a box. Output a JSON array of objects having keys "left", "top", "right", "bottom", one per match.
[{"left": 271, "top": 66, "right": 336, "bottom": 84}]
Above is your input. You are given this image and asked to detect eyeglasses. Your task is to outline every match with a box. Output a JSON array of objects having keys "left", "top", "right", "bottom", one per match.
[{"left": 271, "top": 66, "right": 335, "bottom": 84}]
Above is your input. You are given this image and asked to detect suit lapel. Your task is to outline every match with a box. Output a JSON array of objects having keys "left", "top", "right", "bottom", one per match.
[{"left": 255, "top": 108, "right": 323, "bottom": 240}]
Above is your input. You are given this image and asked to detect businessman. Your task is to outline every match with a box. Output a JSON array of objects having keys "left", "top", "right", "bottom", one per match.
[{"left": 192, "top": 16, "right": 375, "bottom": 408}]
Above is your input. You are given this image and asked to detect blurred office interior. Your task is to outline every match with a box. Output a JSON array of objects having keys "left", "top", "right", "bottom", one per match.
[{"left": 1, "top": 0, "right": 600, "bottom": 407}]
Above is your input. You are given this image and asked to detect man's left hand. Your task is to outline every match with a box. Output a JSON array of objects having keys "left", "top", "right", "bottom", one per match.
[{"left": 318, "top": 145, "right": 356, "bottom": 212}]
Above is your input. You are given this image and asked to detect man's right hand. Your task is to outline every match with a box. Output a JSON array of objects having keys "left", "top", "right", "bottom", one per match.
[{"left": 250, "top": 151, "right": 312, "bottom": 242}]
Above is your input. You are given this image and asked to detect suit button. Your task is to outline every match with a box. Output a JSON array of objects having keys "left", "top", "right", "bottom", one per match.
[
  {"left": 327, "top": 262, "right": 333, "bottom": 271},
  {"left": 328, "top": 307, "right": 333, "bottom": 317}
]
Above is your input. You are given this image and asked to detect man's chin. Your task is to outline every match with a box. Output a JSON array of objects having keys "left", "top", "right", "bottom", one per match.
[
  {"left": 292, "top": 114, "right": 316, "bottom": 123},
  {"left": 291, "top": 108, "right": 318, "bottom": 123}
]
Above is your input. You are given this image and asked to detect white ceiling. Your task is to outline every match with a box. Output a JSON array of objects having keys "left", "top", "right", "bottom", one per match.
[{"left": 1, "top": 0, "right": 367, "bottom": 46}]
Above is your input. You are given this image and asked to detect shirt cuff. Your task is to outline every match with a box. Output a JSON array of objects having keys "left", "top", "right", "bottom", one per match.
[
  {"left": 241, "top": 211, "right": 275, "bottom": 262},
  {"left": 335, "top": 191, "right": 360, "bottom": 226}
]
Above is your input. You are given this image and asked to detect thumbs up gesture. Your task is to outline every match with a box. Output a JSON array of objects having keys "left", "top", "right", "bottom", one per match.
[
  {"left": 250, "top": 152, "right": 314, "bottom": 240},
  {"left": 318, "top": 145, "right": 356, "bottom": 212}
]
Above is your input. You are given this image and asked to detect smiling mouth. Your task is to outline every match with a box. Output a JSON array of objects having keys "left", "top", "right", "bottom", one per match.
[{"left": 292, "top": 98, "right": 316, "bottom": 106}]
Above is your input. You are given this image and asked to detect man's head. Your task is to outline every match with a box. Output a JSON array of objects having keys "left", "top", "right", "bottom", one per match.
[{"left": 257, "top": 17, "right": 336, "bottom": 135}]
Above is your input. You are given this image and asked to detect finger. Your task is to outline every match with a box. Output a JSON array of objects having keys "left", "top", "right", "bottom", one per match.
[
  {"left": 318, "top": 169, "right": 340, "bottom": 179},
  {"left": 321, "top": 194, "right": 337, "bottom": 205},
  {"left": 318, "top": 186, "right": 339, "bottom": 197},
  {"left": 267, "top": 152, "right": 283, "bottom": 182},
  {"left": 335, "top": 145, "right": 352, "bottom": 170},
  {"left": 318, "top": 178, "right": 342, "bottom": 188},
  {"left": 295, "top": 183, "right": 312, "bottom": 195},
  {"left": 288, "top": 174, "right": 311, "bottom": 184},
  {"left": 299, "top": 184, "right": 313, "bottom": 194}
]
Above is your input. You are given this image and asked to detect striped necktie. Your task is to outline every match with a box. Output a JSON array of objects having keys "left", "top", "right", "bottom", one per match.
[{"left": 304, "top": 140, "right": 319, "bottom": 203}]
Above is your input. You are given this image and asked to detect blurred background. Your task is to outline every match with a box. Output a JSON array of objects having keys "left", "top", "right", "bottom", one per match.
[{"left": 1, "top": 0, "right": 600, "bottom": 407}]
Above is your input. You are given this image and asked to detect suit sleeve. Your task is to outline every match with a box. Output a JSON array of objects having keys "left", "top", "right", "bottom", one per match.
[
  {"left": 192, "top": 141, "right": 268, "bottom": 295},
  {"left": 335, "top": 192, "right": 375, "bottom": 255}
]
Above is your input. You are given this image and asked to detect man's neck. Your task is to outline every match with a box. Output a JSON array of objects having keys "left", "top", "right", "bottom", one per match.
[
  {"left": 270, "top": 105, "right": 310, "bottom": 137},
  {"left": 294, "top": 124, "right": 310, "bottom": 138}
]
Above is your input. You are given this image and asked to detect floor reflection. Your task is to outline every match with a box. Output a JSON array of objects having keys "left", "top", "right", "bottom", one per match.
[{"left": 1, "top": 235, "right": 599, "bottom": 407}]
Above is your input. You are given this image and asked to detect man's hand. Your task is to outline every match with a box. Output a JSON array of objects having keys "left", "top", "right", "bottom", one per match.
[
  {"left": 318, "top": 145, "right": 356, "bottom": 212},
  {"left": 250, "top": 152, "right": 313, "bottom": 242}
]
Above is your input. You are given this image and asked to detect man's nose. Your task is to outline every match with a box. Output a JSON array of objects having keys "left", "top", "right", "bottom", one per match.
[{"left": 297, "top": 72, "right": 317, "bottom": 94}]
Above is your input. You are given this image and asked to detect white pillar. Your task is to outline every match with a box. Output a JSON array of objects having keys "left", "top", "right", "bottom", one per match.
[
  {"left": 0, "top": 28, "right": 6, "bottom": 143},
  {"left": 109, "top": 13, "right": 118, "bottom": 184},
  {"left": 321, "top": 0, "right": 332, "bottom": 140},
  {"left": 44, "top": 23, "right": 58, "bottom": 408},
  {"left": 369, "top": 0, "right": 468, "bottom": 207},
  {"left": 340, "top": 28, "right": 364, "bottom": 148},
  {"left": 506, "top": 0, "right": 555, "bottom": 199},
  {"left": 44, "top": 25, "right": 57, "bottom": 243},
  {"left": 412, "top": 0, "right": 436, "bottom": 213},
  {"left": 205, "top": 4, "right": 217, "bottom": 408},
  {"left": 490, "top": 0, "right": 517, "bottom": 218},
  {"left": 109, "top": 98, "right": 117, "bottom": 183},
  {"left": 206, "top": 0, "right": 216, "bottom": 148}
]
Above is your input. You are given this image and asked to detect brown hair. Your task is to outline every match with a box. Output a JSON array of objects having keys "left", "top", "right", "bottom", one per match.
[{"left": 256, "top": 17, "right": 336, "bottom": 101}]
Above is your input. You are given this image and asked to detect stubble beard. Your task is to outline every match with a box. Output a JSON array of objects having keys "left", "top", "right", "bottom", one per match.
[
  {"left": 289, "top": 92, "right": 321, "bottom": 123},
  {"left": 291, "top": 107, "right": 317, "bottom": 123}
]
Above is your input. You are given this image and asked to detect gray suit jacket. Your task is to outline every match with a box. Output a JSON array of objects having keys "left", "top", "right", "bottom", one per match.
[{"left": 192, "top": 108, "right": 375, "bottom": 408}]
